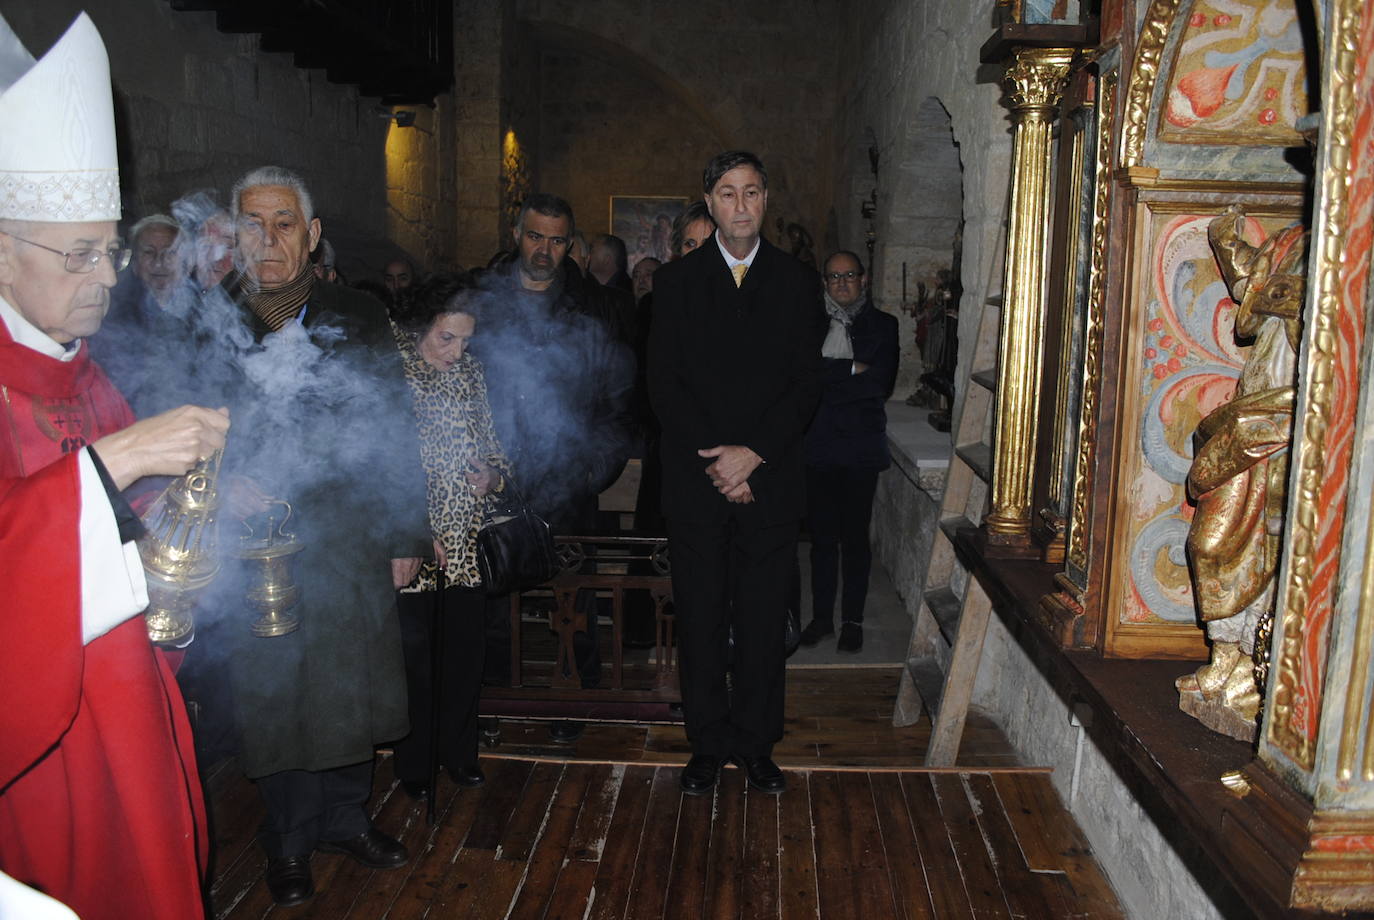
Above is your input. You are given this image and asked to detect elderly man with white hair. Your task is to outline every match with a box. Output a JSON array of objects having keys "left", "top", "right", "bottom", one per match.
[
  {"left": 128, "top": 213, "right": 189, "bottom": 309},
  {"left": 218, "top": 164, "right": 430, "bottom": 907},
  {"left": 91, "top": 209, "right": 207, "bottom": 417},
  {"left": 0, "top": 12, "right": 228, "bottom": 920}
]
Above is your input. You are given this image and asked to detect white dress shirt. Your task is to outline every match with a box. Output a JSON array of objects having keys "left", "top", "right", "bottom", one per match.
[{"left": 715, "top": 231, "right": 760, "bottom": 277}]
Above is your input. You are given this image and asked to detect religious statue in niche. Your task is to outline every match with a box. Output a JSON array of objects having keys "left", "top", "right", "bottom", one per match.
[
  {"left": 1175, "top": 205, "right": 1306, "bottom": 741},
  {"left": 909, "top": 268, "right": 962, "bottom": 430}
]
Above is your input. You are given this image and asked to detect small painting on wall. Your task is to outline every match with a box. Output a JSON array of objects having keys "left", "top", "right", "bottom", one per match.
[{"left": 610, "top": 196, "right": 689, "bottom": 269}]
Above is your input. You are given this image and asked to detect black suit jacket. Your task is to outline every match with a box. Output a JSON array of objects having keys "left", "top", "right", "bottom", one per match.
[
  {"left": 648, "top": 236, "right": 825, "bottom": 526},
  {"left": 804, "top": 297, "right": 900, "bottom": 470}
]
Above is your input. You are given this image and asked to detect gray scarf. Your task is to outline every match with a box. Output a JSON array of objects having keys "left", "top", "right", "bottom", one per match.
[{"left": 821, "top": 292, "right": 862, "bottom": 360}]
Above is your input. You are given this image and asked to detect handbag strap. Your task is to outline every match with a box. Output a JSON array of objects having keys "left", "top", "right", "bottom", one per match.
[{"left": 485, "top": 469, "right": 534, "bottom": 518}]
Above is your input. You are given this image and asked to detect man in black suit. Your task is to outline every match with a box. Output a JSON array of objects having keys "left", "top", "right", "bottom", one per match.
[{"left": 648, "top": 151, "right": 824, "bottom": 796}]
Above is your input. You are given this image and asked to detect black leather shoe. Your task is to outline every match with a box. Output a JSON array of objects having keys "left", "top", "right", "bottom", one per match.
[
  {"left": 401, "top": 780, "right": 431, "bottom": 801},
  {"left": 318, "top": 827, "right": 408, "bottom": 869},
  {"left": 837, "top": 622, "right": 863, "bottom": 653},
  {"left": 265, "top": 855, "right": 314, "bottom": 906},
  {"left": 680, "top": 754, "right": 722, "bottom": 796},
  {"left": 734, "top": 755, "right": 786, "bottom": 794},
  {"left": 798, "top": 619, "right": 833, "bottom": 647},
  {"left": 448, "top": 763, "right": 486, "bottom": 788}
]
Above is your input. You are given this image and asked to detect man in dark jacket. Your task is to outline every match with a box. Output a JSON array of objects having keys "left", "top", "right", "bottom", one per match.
[
  {"left": 589, "top": 233, "right": 633, "bottom": 294},
  {"left": 216, "top": 166, "right": 430, "bottom": 907},
  {"left": 798, "top": 251, "right": 899, "bottom": 653},
  {"left": 475, "top": 193, "right": 636, "bottom": 534},
  {"left": 649, "top": 151, "right": 824, "bottom": 797},
  {"left": 474, "top": 195, "right": 636, "bottom": 701}
]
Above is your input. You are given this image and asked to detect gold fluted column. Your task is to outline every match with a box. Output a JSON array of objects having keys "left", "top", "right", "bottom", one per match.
[{"left": 983, "top": 47, "right": 1075, "bottom": 558}]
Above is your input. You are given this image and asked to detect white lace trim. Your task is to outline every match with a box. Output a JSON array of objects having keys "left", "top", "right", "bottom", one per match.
[{"left": 0, "top": 168, "right": 120, "bottom": 222}]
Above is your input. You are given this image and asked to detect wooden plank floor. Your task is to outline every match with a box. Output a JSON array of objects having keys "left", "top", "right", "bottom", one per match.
[
  {"left": 207, "top": 668, "right": 1123, "bottom": 919},
  {"left": 473, "top": 667, "right": 1023, "bottom": 770}
]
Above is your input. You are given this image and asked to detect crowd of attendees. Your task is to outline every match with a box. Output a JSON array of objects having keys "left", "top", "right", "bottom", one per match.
[
  {"left": 0, "top": 12, "right": 906, "bottom": 915},
  {"left": 72, "top": 167, "right": 896, "bottom": 908}
]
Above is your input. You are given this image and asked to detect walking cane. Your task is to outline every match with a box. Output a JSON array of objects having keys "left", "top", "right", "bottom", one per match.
[{"left": 427, "top": 565, "right": 446, "bottom": 826}]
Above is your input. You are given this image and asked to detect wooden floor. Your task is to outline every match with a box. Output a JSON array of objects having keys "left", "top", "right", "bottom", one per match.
[
  {"left": 475, "top": 667, "right": 1021, "bottom": 770},
  {"left": 207, "top": 668, "right": 1124, "bottom": 919}
]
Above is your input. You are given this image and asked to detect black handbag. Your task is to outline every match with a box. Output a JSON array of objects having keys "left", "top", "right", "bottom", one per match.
[{"left": 475, "top": 477, "right": 560, "bottom": 595}]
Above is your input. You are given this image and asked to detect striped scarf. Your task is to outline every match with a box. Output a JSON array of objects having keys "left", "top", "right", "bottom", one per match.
[{"left": 240, "top": 265, "right": 316, "bottom": 332}]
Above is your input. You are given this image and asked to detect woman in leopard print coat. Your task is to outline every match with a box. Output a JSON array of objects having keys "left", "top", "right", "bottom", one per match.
[{"left": 391, "top": 273, "right": 510, "bottom": 797}]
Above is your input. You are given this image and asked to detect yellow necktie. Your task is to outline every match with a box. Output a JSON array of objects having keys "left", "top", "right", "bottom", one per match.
[{"left": 731, "top": 262, "right": 748, "bottom": 287}]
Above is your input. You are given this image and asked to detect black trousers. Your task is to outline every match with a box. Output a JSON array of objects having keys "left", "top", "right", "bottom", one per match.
[
  {"left": 667, "top": 516, "right": 797, "bottom": 758},
  {"left": 394, "top": 585, "right": 486, "bottom": 782},
  {"left": 256, "top": 761, "right": 373, "bottom": 859},
  {"left": 806, "top": 466, "right": 880, "bottom": 626}
]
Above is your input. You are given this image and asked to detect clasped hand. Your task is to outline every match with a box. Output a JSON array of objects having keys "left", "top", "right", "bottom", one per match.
[
  {"left": 698, "top": 444, "right": 760, "bottom": 504},
  {"left": 465, "top": 460, "right": 498, "bottom": 498}
]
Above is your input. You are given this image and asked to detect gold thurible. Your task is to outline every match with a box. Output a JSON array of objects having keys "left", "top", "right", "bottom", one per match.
[
  {"left": 139, "top": 451, "right": 224, "bottom": 645},
  {"left": 237, "top": 500, "right": 305, "bottom": 638}
]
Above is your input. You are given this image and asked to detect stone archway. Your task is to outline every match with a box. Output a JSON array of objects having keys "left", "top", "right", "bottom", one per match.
[{"left": 876, "top": 96, "right": 964, "bottom": 400}]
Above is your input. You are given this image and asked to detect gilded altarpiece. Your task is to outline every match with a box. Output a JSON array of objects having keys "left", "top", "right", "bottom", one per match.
[
  {"left": 1071, "top": 0, "right": 1311, "bottom": 660},
  {"left": 1261, "top": 0, "right": 1373, "bottom": 791},
  {"left": 1159, "top": 0, "right": 1308, "bottom": 147},
  {"left": 1103, "top": 196, "right": 1299, "bottom": 658},
  {"left": 1233, "top": 0, "right": 1374, "bottom": 908},
  {"left": 1036, "top": 0, "right": 1374, "bottom": 907}
]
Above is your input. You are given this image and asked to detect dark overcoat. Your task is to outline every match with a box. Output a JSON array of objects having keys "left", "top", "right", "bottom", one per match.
[
  {"left": 804, "top": 295, "right": 900, "bottom": 470},
  {"left": 648, "top": 237, "right": 825, "bottom": 526},
  {"left": 472, "top": 260, "right": 636, "bottom": 532},
  {"left": 211, "top": 279, "right": 429, "bottom": 778}
]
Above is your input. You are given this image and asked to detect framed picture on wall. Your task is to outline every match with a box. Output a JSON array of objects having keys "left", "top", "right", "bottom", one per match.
[{"left": 610, "top": 196, "right": 689, "bottom": 269}]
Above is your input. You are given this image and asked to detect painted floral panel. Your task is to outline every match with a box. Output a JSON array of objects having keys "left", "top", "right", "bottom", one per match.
[
  {"left": 1119, "top": 211, "right": 1284, "bottom": 628},
  {"left": 1160, "top": 0, "right": 1308, "bottom": 145}
]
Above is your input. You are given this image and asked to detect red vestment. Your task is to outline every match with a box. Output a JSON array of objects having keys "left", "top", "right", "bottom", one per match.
[{"left": 0, "top": 322, "right": 208, "bottom": 920}]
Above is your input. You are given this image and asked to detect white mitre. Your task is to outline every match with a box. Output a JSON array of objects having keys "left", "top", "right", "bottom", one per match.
[{"left": 0, "top": 11, "right": 119, "bottom": 222}]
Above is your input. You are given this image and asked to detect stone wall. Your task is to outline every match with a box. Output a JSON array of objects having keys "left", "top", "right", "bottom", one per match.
[
  {"left": 534, "top": 44, "right": 721, "bottom": 244},
  {"left": 4, "top": 0, "right": 396, "bottom": 281},
  {"left": 972, "top": 615, "right": 1249, "bottom": 920},
  {"left": 453, "top": 0, "right": 511, "bottom": 269},
  {"left": 513, "top": 0, "right": 844, "bottom": 253},
  {"left": 831, "top": 0, "right": 1010, "bottom": 398},
  {"left": 873, "top": 404, "right": 950, "bottom": 621},
  {"left": 384, "top": 99, "right": 460, "bottom": 275}
]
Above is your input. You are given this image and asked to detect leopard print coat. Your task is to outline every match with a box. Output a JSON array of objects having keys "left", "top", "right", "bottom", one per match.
[{"left": 394, "top": 323, "right": 510, "bottom": 591}]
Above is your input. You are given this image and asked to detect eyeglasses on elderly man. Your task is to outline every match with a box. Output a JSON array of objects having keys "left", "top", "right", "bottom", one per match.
[{"left": 1, "top": 231, "right": 131, "bottom": 273}]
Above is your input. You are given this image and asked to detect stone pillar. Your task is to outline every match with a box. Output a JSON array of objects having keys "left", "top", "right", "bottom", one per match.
[
  {"left": 452, "top": 0, "right": 508, "bottom": 269},
  {"left": 983, "top": 47, "right": 1075, "bottom": 557}
]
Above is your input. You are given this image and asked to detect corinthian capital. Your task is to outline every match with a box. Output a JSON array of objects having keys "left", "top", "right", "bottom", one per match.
[{"left": 1005, "top": 48, "right": 1076, "bottom": 113}]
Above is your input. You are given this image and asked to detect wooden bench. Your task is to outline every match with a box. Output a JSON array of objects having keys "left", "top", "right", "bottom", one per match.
[{"left": 478, "top": 534, "right": 682, "bottom": 727}]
